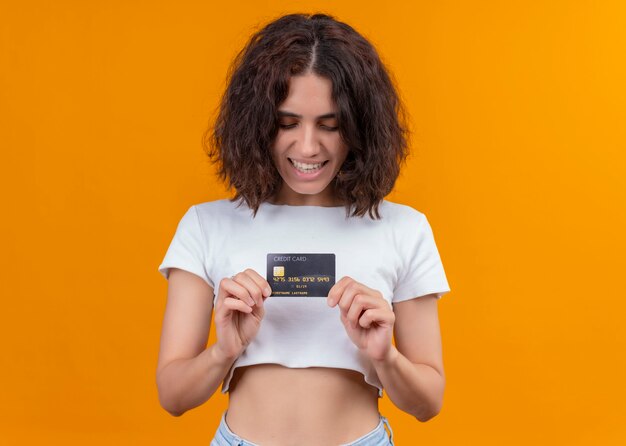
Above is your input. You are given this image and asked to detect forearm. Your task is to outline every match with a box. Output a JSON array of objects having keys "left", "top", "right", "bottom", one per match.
[
  {"left": 157, "top": 343, "right": 237, "bottom": 417},
  {"left": 372, "top": 345, "right": 445, "bottom": 422}
]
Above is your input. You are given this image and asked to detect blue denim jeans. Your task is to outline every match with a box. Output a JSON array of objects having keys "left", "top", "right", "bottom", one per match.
[{"left": 210, "top": 410, "right": 394, "bottom": 445}]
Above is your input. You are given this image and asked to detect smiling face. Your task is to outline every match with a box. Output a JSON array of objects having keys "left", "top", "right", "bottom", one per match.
[{"left": 269, "top": 73, "right": 349, "bottom": 206}]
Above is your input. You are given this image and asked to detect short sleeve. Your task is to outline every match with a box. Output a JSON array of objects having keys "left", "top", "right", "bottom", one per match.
[
  {"left": 158, "top": 205, "right": 213, "bottom": 288},
  {"left": 392, "top": 212, "right": 451, "bottom": 302}
]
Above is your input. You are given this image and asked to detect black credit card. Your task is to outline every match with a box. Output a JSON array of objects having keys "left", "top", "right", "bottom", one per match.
[{"left": 266, "top": 253, "right": 335, "bottom": 297}]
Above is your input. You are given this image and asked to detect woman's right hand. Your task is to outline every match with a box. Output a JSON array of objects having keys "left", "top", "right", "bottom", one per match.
[{"left": 213, "top": 268, "right": 272, "bottom": 361}]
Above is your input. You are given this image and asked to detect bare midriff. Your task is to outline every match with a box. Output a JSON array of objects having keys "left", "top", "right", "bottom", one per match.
[{"left": 225, "top": 364, "right": 381, "bottom": 445}]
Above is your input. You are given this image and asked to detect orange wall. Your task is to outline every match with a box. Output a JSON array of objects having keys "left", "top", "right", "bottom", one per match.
[{"left": 1, "top": 1, "right": 625, "bottom": 444}]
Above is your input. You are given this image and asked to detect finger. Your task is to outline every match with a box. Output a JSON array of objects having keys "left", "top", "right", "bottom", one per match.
[
  {"left": 218, "top": 277, "right": 255, "bottom": 307},
  {"left": 232, "top": 271, "right": 264, "bottom": 307},
  {"left": 346, "top": 294, "right": 381, "bottom": 327},
  {"left": 336, "top": 280, "right": 367, "bottom": 313},
  {"left": 358, "top": 308, "right": 395, "bottom": 328},
  {"left": 242, "top": 268, "right": 272, "bottom": 299},
  {"left": 222, "top": 297, "right": 253, "bottom": 313},
  {"left": 327, "top": 276, "right": 352, "bottom": 306},
  {"left": 215, "top": 278, "right": 231, "bottom": 305}
]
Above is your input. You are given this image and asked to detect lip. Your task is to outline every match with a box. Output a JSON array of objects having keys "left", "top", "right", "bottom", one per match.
[{"left": 288, "top": 158, "right": 329, "bottom": 180}]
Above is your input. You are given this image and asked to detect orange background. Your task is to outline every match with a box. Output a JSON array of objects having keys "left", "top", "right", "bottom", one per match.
[{"left": 2, "top": 0, "right": 625, "bottom": 444}]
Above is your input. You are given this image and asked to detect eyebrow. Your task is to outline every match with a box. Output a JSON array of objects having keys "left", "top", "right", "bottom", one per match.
[{"left": 277, "top": 110, "right": 337, "bottom": 119}]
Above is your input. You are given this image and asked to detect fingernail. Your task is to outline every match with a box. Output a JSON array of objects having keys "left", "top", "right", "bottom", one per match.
[
  {"left": 327, "top": 298, "right": 333, "bottom": 306},
  {"left": 264, "top": 287, "right": 271, "bottom": 296}
]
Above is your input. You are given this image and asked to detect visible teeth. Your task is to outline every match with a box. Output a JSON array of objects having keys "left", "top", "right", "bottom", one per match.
[{"left": 291, "top": 159, "right": 325, "bottom": 172}]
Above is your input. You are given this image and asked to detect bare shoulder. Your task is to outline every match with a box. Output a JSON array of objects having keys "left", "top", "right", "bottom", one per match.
[
  {"left": 392, "top": 294, "right": 444, "bottom": 378},
  {"left": 156, "top": 268, "right": 215, "bottom": 377}
]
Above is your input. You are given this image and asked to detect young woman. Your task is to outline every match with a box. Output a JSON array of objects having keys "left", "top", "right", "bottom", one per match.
[{"left": 157, "top": 13, "right": 451, "bottom": 446}]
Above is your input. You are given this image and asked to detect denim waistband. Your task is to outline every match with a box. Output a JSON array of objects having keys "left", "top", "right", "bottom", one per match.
[{"left": 210, "top": 410, "right": 394, "bottom": 446}]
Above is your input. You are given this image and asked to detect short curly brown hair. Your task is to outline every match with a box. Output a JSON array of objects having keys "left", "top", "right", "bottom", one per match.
[{"left": 202, "top": 12, "right": 410, "bottom": 219}]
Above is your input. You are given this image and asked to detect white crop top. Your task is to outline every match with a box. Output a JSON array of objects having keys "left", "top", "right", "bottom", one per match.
[{"left": 158, "top": 199, "right": 451, "bottom": 398}]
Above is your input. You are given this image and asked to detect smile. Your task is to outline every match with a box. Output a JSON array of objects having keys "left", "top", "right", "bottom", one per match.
[{"left": 289, "top": 158, "right": 329, "bottom": 173}]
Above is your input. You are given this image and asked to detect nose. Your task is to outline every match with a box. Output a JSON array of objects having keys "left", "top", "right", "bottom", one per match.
[{"left": 297, "top": 123, "right": 321, "bottom": 158}]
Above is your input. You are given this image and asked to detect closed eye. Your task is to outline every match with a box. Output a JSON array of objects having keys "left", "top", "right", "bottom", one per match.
[{"left": 278, "top": 123, "right": 339, "bottom": 131}]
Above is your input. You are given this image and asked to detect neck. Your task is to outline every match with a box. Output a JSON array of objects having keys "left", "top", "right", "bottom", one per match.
[{"left": 269, "top": 184, "right": 345, "bottom": 207}]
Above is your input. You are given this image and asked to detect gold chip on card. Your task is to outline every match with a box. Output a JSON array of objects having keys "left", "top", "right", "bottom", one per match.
[{"left": 273, "top": 266, "right": 285, "bottom": 277}]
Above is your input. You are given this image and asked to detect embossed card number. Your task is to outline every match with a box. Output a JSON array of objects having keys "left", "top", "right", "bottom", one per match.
[{"left": 266, "top": 253, "right": 336, "bottom": 297}]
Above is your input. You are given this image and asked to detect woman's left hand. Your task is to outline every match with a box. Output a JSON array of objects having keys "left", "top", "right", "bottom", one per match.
[{"left": 327, "top": 276, "right": 395, "bottom": 362}]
